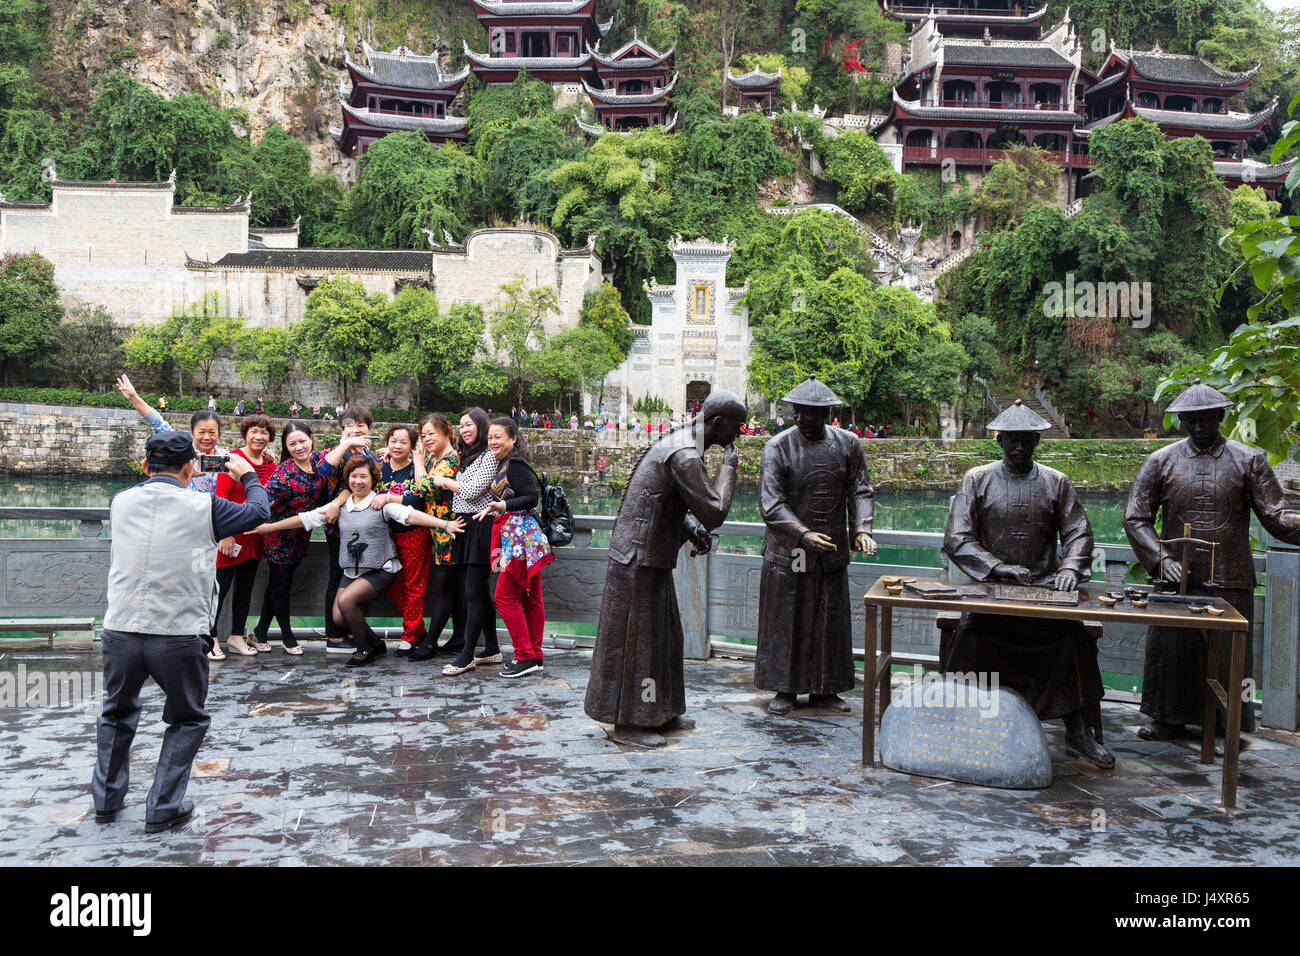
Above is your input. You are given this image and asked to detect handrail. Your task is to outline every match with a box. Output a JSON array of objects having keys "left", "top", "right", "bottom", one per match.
[
  {"left": 2, "top": 506, "right": 1266, "bottom": 571},
  {"left": 1035, "top": 382, "right": 1071, "bottom": 435}
]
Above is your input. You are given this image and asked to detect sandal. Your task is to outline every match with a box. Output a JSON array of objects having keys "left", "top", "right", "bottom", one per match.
[
  {"left": 473, "top": 652, "right": 503, "bottom": 665},
  {"left": 442, "top": 661, "right": 476, "bottom": 676},
  {"left": 226, "top": 634, "right": 258, "bottom": 656},
  {"left": 282, "top": 644, "right": 304, "bottom": 656}
]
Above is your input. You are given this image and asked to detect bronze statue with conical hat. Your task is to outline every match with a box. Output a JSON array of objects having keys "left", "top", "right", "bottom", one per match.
[
  {"left": 584, "top": 390, "right": 747, "bottom": 748},
  {"left": 755, "top": 375, "right": 876, "bottom": 715},
  {"left": 1124, "top": 380, "right": 1300, "bottom": 741},
  {"left": 942, "top": 399, "right": 1114, "bottom": 768}
]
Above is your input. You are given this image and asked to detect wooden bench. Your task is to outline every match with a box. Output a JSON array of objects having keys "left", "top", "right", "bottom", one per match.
[{"left": 0, "top": 617, "right": 98, "bottom": 645}]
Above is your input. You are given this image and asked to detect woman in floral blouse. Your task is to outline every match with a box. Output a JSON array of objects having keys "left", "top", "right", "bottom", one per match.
[
  {"left": 406, "top": 414, "right": 462, "bottom": 662},
  {"left": 248, "top": 422, "right": 330, "bottom": 654}
]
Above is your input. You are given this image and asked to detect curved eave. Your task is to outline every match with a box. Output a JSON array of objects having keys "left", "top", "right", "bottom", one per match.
[
  {"left": 345, "top": 54, "right": 470, "bottom": 92},
  {"left": 463, "top": 41, "right": 593, "bottom": 72},
  {"left": 1130, "top": 58, "right": 1260, "bottom": 89},
  {"left": 1132, "top": 97, "right": 1276, "bottom": 133},
  {"left": 883, "top": 1, "right": 1048, "bottom": 24},
  {"left": 470, "top": 0, "right": 595, "bottom": 16},
  {"left": 585, "top": 40, "right": 674, "bottom": 68},
  {"left": 1214, "top": 158, "right": 1295, "bottom": 181},
  {"left": 725, "top": 67, "right": 781, "bottom": 89},
  {"left": 340, "top": 101, "right": 469, "bottom": 135},
  {"left": 582, "top": 74, "right": 677, "bottom": 104},
  {"left": 889, "top": 89, "right": 1081, "bottom": 124}
]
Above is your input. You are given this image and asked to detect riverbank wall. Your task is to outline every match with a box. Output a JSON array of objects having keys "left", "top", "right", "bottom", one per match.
[{"left": 0, "top": 401, "right": 1186, "bottom": 492}]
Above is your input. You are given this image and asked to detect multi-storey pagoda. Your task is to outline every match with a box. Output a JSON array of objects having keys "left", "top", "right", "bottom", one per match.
[
  {"left": 579, "top": 34, "right": 678, "bottom": 134},
  {"left": 463, "top": 0, "right": 611, "bottom": 85},
  {"left": 1081, "top": 42, "right": 1288, "bottom": 196},
  {"left": 335, "top": 43, "right": 469, "bottom": 156},
  {"left": 875, "top": 12, "right": 1090, "bottom": 185}
]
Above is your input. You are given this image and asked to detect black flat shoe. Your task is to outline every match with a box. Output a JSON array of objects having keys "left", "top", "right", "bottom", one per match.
[
  {"left": 94, "top": 806, "right": 122, "bottom": 824},
  {"left": 409, "top": 639, "right": 438, "bottom": 662},
  {"left": 144, "top": 800, "right": 194, "bottom": 833},
  {"left": 347, "top": 648, "right": 382, "bottom": 667}
]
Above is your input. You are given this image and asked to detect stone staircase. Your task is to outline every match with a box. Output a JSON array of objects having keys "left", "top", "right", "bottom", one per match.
[{"left": 987, "top": 390, "right": 1070, "bottom": 438}]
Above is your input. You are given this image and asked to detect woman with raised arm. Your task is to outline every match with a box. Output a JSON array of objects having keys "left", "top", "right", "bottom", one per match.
[
  {"left": 212, "top": 413, "right": 277, "bottom": 656},
  {"left": 247, "top": 422, "right": 330, "bottom": 654},
  {"left": 115, "top": 373, "right": 228, "bottom": 495},
  {"left": 281, "top": 456, "right": 464, "bottom": 666}
]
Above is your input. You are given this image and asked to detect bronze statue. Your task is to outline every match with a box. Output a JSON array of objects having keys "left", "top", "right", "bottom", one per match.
[
  {"left": 584, "top": 391, "right": 746, "bottom": 747},
  {"left": 755, "top": 376, "right": 875, "bottom": 715},
  {"left": 942, "top": 400, "right": 1114, "bottom": 769},
  {"left": 1124, "top": 381, "right": 1300, "bottom": 740}
]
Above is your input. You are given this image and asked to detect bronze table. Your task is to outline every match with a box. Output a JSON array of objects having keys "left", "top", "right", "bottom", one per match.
[{"left": 862, "top": 577, "right": 1251, "bottom": 809}]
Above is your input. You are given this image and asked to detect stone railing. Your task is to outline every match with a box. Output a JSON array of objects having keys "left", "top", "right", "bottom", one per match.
[
  {"left": 1064, "top": 198, "right": 1084, "bottom": 218},
  {"left": 3, "top": 508, "right": 1290, "bottom": 728},
  {"left": 929, "top": 244, "right": 972, "bottom": 278},
  {"left": 1035, "top": 383, "right": 1071, "bottom": 435}
]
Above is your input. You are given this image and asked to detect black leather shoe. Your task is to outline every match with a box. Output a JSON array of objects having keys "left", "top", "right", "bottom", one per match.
[
  {"left": 409, "top": 638, "right": 438, "bottom": 662},
  {"left": 94, "top": 806, "right": 122, "bottom": 824},
  {"left": 144, "top": 800, "right": 194, "bottom": 833},
  {"left": 347, "top": 647, "right": 382, "bottom": 667}
]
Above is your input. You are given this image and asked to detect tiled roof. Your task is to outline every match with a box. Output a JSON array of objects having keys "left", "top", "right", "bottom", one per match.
[
  {"left": 172, "top": 201, "right": 249, "bottom": 214},
  {"left": 187, "top": 249, "right": 432, "bottom": 273},
  {"left": 1213, "top": 158, "right": 1295, "bottom": 179},
  {"left": 583, "top": 74, "right": 677, "bottom": 104},
  {"left": 884, "top": 1, "right": 1048, "bottom": 22},
  {"left": 1085, "top": 70, "right": 1127, "bottom": 97},
  {"left": 346, "top": 43, "right": 469, "bottom": 90},
  {"left": 52, "top": 178, "right": 173, "bottom": 190},
  {"left": 1115, "top": 49, "right": 1259, "bottom": 87},
  {"left": 340, "top": 102, "right": 469, "bottom": 134},
  {"left": 724, "top": 67, "right": 780, "bottom": 89},
  {"left": 1132, "top": 98, "right": 1276, "bottom": 131},
  {"left": 577, "top": 112, "right": 678, "bottom": 136},
  {"left": 942, "top": 41, "right": 1072, "bottom": 69},
  {"left": 0, "top": 198, "right": 50, "bottom": 209},
  {"left": 587, "top": 37, "right": 673, "bottom": 68},
  {"left": 471, "top": 0, "right": 595, "bottom": 14},
  {"left": 891, "top": 90, "right": 1081, "bottom": 124},
  {"left": 463, "top": 41, "right": 593, "bottom": 71}
]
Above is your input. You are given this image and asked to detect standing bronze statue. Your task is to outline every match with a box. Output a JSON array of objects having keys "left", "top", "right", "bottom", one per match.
[
  {"left": 1124, "top": 381, "right": 1300, "bottom": 741},
  {"left": 584, "top": 391, "right": 746, "bottom": 747},
  {"left": 755, "top": 376, "right": 875, "bottom": 715},
  {"left": 942, "top": 400, "right": 1114, "bottom": 769}
]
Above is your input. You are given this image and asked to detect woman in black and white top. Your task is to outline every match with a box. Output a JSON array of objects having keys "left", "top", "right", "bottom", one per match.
[
  {"left": 273, "top": 456, "right": 464, "bottom": 666},
  {"left": 441, "top": 407, "right": 503, "bottom": 675}
]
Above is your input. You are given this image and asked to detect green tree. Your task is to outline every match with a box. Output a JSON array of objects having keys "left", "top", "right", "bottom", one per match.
[
  {"left": 231, "top": 326, "right": 294, "bottom": 398},
  {"left": 329, "top": 131, "right": 483, "bottom": 249},
  {"left": 488, "top": 277, "right": 559, "bottom": 407},
  {"left": 822, "top": 130, "right": 895, "bottom": 214},
  {"left": 293, "top": 277, "right": 388, "bottom": 403},
  {"left": 123, "top": 301, "right": 240, "bottom": 393},
  {"left": 971, "top": 145, "right": 1062, "bottom": 230},
  {"left": 0, "top": 251, "right": 61, "bottom": 385},
  {"left": 55, "top": 301, "right": 123, "bottom": 390}
]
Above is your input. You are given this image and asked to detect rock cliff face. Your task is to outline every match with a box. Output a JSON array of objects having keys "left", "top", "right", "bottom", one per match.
[{"left": 42, "top": 0, "right": 476, "bottom": 183}]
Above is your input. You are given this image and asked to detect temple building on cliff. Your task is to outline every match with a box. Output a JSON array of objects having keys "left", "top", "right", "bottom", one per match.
[
  {"left": 1080, "top": 42, "right": 1290, "bottom": 196},
  {"left": 463, "top": 0, "right": 609, "bottom": 85},
  {"left": 334, "top": 43, "right": 470, "bottom": 157},
  {"left": 578, "top": 35, "right": 678, "bottom": 134}
]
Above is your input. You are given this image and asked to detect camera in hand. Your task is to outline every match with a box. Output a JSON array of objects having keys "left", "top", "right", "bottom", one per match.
[{"left": 200, "top": 454, "right": 231, "bottom": 472}]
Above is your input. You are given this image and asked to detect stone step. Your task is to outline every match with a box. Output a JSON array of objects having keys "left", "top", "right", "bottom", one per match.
[{"left": 987, "top": 392, "right": 1070, "bottom": 439}]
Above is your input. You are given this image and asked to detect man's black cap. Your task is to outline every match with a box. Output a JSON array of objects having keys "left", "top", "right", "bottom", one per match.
[{"left": 145, "top": 430, "right": 198, "bottom": 466}]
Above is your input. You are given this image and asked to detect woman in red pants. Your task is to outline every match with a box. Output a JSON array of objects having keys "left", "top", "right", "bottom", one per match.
[
  {"left": 372, "top": 424, "right": 432, "bottom": 656},
  {"left": 474, "top": 417, "right": 553, "bottom": 677}
]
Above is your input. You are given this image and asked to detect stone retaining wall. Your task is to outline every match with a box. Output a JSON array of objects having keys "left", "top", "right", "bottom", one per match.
[{"left": 0, "top": 402, "right": 1186, "bottom": 492}]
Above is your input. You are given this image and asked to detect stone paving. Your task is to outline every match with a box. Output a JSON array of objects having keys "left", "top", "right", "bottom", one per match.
[{"left": 2, "top": 637, "right": 1300, "bottom": 866}]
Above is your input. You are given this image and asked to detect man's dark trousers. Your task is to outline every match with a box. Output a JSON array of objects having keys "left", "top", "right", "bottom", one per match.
[{"left": 92, "top": 630, "right": 210, "bottom": 824}]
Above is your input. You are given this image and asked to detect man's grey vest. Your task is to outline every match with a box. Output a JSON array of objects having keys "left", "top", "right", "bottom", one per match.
[{"left": 104, "top": 480, "right": 218, "bottom": 635}]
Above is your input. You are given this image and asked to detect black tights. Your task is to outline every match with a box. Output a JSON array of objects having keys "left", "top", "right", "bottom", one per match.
[
  {"left": 450, "top": 562, "right": 498, "bottom": 668},
  {"left": 215, "top": 559, "right": 259, "bottom": 637},
  {"left": 324, "top": 534, "right": 345, "bottom": 639},
  {"left": 426, "top": 563, "right": 466, "bottom": 653},
  {"left": 253, "top": 560, "right": 302, "bottom": 648},
  {"left": 333, "top": 576, "right": 383, "bottom": 651}
]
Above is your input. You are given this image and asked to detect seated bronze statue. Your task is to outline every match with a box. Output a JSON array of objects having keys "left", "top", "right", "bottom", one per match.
[{"left": 942, "top": 400, "right": 1114, "bottom": 769}]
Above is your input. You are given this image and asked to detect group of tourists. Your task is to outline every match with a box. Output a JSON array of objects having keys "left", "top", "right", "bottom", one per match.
[{"left": 115, "top": 375, "right": 554, "bottom": 676}]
